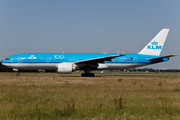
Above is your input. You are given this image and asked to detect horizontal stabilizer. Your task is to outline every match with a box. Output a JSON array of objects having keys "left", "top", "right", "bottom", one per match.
[{"left": 147, "top": 54, "right": 177, "bottom": 61}]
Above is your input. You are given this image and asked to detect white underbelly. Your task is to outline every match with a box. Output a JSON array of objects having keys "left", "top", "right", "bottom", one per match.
[
  {"left": 3, "top": 63, "right": 58, "bottom": 70},
  {"left": 105, "top": 63, "right": 149, "bottom": 70}
]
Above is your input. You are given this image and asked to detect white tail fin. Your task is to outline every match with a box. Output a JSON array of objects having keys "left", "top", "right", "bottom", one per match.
[{"left": 139, "top": 29, "right": 169, "bottom": 56}]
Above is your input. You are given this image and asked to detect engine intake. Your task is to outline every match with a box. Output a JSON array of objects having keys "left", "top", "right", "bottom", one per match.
[{"left": 57, "top": 63, "right": 76, "bottom": 74}]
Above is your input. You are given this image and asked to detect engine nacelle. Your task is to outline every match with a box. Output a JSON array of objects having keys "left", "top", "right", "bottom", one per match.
[{"left": 57, "top": 63, "right": 76, "bottom": 74}]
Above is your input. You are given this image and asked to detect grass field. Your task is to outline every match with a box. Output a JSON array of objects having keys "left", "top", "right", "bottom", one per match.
[{"left": 0, "top": 72, "right": 180, "bottom": 120}]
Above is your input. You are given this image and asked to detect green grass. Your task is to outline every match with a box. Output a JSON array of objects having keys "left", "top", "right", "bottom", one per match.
[{"left": 0, "top": 72, "right": 180, "bottom": 119}]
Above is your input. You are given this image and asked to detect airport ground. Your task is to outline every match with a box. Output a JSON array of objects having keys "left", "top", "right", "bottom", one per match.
[{"left": 0, "top": 72, "right": 180, "bottom": 120}]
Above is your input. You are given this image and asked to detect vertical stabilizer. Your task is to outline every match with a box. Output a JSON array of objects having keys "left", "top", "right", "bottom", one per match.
[{"left": 139, "top": 29, "right": 169, "bottom": 56}]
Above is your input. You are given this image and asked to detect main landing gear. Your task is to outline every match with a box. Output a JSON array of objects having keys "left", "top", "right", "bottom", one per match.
[
  {"left": 81, "top": 73, "right": 95, "bottom": 77},
  {"left": 81, "top": 68, "right": 95, "bottom": 77}
]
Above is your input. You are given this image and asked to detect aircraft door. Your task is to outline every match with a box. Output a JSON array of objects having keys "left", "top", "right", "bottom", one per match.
[{"left": 46, "top": 57, "right": 51, "bottom": 63}]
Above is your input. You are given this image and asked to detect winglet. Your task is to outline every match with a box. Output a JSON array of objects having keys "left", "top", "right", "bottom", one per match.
[{"left": 139, "top": 29, "right": 169, "bottom": 56}]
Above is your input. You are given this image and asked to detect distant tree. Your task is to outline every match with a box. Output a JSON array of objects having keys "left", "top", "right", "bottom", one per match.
[{"left": 129, "top": 68, "right": 180, "bottom": 73}]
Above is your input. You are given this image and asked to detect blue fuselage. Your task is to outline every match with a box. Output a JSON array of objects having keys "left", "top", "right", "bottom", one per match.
[{"left": 2, "top": 53, "right": 168, "bottom": 71}]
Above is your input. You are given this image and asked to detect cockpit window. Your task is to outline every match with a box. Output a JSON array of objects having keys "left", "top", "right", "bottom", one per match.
[{"left": 5, "top": 58, "right": 10, "bottom": 60}]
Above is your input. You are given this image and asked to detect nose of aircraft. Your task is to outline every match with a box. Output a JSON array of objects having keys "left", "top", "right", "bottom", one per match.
[{"left": 1, "top": 60, "right": 4, "bottom": 65}]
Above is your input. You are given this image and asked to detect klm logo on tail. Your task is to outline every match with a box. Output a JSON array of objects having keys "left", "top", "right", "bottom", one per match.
[{"left": 147, "top": 41, "right": 162, "bottom": 50}]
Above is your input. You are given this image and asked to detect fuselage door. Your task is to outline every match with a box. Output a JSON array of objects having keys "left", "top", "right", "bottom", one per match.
[{"left": 46, "top": 57, "right": 51, "bottom": 63}]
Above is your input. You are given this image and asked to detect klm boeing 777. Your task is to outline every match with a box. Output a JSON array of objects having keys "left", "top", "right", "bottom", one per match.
[{"left": 2, "top": 29, "right": 177, "bottom": 76}]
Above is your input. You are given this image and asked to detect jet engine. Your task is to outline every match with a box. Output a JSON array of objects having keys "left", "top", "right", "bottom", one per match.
[{"left": 57, "top": 63, "right": 76, "bottom": 74}]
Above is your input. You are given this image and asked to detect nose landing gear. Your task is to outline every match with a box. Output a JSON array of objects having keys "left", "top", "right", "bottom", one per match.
[
  {"left": 16, "top": 72, "right": 20, "bottom": 76},
  {"left": 13, "top": 68, "right": 20, "bottom": 76}
]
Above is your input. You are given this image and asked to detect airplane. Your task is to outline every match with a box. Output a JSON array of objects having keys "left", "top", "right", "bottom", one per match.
[{"left": 2, "top": 29, "right": 177, "bottom": 77}]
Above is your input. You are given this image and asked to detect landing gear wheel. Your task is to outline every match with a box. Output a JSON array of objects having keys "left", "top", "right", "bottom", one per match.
[
  {"left": 16, "top": 72, "right": 20, "bottom": 76},
  {"left": 81, "top": 73, "right": 95, "bottom": 77}
]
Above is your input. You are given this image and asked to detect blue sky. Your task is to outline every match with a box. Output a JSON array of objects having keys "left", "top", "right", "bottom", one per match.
[{"left": 0, "top": 0, "right": 180, "bottom": 69}]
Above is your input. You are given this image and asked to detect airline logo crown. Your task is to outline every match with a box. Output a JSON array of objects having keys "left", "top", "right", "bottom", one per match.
[{"left": 28, "top": 55, "right": 37, "bottom": 59}]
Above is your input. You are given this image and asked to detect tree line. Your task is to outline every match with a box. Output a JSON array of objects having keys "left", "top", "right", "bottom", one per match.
[
  {"left": 1, "top": 61, "right": 180, "bottom": 72},
  {"left": 129, "top": 68, "right": 180, "bottom": 72}
]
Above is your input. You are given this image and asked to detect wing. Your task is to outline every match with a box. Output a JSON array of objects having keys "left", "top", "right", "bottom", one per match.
[
  {"left": 75, "top": 54, "right": 126, "bottom": 65},
  {"left": 147, "top": 54, "right": 177, "bottom": 61}
]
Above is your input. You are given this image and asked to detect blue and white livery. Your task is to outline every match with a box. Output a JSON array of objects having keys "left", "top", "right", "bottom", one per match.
[{"left": 2, "top": 29, "right": 177, "bottom": 76}]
